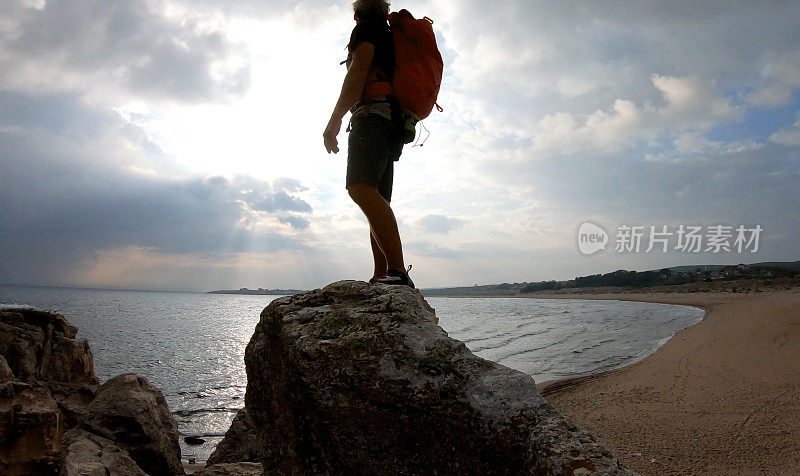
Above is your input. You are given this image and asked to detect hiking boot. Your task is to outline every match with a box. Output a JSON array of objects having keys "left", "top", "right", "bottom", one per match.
[{"left": 374, "top": 266, "right": 415, "bottom": 288}]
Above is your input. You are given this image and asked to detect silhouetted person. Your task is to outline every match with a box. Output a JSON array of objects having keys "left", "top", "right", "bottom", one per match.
[{"left": 323, "top": 0, "right": 414, "bottom": 288}]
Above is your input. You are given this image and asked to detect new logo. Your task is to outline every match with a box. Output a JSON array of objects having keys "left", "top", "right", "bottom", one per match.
[{"left": 577, "top": 222, "right": 608, "bottom": 255}]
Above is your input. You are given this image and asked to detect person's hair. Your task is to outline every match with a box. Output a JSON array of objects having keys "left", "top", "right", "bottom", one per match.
[{"left": 352, "top": 0, "right": 390, "bottom": 20}]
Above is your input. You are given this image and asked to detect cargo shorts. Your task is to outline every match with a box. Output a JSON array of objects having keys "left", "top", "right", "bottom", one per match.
[{"left": 346, "top": 113, "right": 404, "bottom": 202}]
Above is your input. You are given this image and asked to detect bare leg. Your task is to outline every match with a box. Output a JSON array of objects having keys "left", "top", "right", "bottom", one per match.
[
  {"left": 347, "top": 182, "right": 405, "bottom": 272},
  {"left": 369, "top": 229, "right": 388, "bottom": 280}
]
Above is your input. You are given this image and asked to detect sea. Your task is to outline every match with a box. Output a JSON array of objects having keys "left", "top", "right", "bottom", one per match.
[{"left": 0, "top": 284, "right": 704, "bottom": 463}]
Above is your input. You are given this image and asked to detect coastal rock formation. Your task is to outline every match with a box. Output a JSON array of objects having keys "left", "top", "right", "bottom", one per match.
[
  {"left": 0, "top": 308, "right": 97, "bottom": 385},
  {"left": 75, "top": 373, "right": 185, "bottom": 476},
  {"left": 206, "top": 408, "right": 260, "bottom": 466},
  {"left": 60, "top": 428, "right": 147, "bottom": 476},
  {"left": 244, "top": 280, "right": 634, "bottom": 475},
  {"left": 0, "top": 307, "right": 100, "bottom": 475},
  {"left": 0, "top": 308, "right": 184, "bottom": 476}
]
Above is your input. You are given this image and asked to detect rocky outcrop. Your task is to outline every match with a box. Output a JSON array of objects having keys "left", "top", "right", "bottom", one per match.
[
  {"left": 60, "top": 427, "right": 147, "bottom": 476},
  {"left": 244, "top": 280, "right": 634, "bottom": 475},
  {"left": 0, "top": 307, "right": 100, "bottom": 475},
  {"left": 206, "top": 408, "right": 260, "bottom": 466},
  {"left": 0, "top": 308, "right": 184, "bottom": 476},
  {"left": 73, "top": 373, "right": 185, "bottom": 476},
  {"left": 0, "top": 308, "right": 97, "bottom": 385}
]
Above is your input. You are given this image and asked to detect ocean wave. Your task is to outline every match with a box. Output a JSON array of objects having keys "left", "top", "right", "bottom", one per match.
[
  {"left": 179, "top": 431, "right": 227, "bottom": 438},
  {"left": 466, "top": 328, "right": 554, "bottom": 353},
  {"left": 569, "top": 335, "right": 620, "bottom": 353},
  {"left": 591, "top": 354, "right": 634, "bottom": 368},
  {"left": 0, "top": 303, "right": 35, "bottom": 310},
  {"left": 174, "top": 384, "right": 246, "bottom": 397},
  {"left": 172, "top": 407, "right": 242, "bottom": 417}
]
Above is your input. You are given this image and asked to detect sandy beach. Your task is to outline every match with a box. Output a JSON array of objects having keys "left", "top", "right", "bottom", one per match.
[{"left": 539, "top": 290, "right": 800, "bottom": 474}]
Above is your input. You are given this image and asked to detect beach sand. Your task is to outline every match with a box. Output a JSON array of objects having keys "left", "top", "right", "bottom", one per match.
[{"left": 539, "top": 290, "right": 800, "bottom": 475}]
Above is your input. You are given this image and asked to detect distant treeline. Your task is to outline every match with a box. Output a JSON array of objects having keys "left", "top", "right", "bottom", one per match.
[{"left": 520, "top": 262, "right": 800, "bottom": 293}]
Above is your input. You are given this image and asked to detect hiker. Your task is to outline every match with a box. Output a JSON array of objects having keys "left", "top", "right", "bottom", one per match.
[{"left": 323, "top": 0, "right": 414, "bottom": 288}]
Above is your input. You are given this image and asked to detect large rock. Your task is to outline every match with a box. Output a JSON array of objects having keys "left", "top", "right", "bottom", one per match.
[
  {"left": 78, "top": 373, "right": 185, "bottom": 476},
  {"left": 0, "top": 308, "right": 97, "bottom": 385},
  {"left": 0, "top": 308, "right": 99, "bottom": 475},
  {"left": 244, "top": 281, "right": 634, "bottom": 475},
  {"left": 60, "top": 427, "right": 147, "bottom": 476},
  {"left": 0, "top": 308, "right": 99, "bottom": 428},
  {"left": 206, "top": 408, "right": 260, "bottom": 466}
]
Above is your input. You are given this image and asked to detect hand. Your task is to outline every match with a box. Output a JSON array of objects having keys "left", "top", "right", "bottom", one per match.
[{"left": 323, "top": 116, "right": 342, "bottom": 154}]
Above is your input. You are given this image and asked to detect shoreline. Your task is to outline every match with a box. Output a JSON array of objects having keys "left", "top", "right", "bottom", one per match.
[
  {"left": 532, "top": 293, "right": 711, "bottom": 393},
  {"left": 426, "top": 289, "right": 714, "bottom": 393},
  {"left": 537, "top": 289, "right": 800, "bottom": 474}
]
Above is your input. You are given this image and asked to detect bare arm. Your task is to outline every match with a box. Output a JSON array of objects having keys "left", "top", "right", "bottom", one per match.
[{"left": 323, "top": 41, "right": 374, "bottom": 154}]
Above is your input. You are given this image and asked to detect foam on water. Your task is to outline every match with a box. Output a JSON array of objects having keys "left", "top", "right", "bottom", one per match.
[
  {"left": 430, "top": 297, "right": 704, "bottom": 384},
  {"left": 0, "top": 303, "right": 35, "bottom": 310}
]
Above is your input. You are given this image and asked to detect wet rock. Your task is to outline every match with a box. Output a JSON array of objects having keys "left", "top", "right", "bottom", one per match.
[
  {"left": 79, "top": 373, "right": 185, "bottom": 476},
  {"left": 244, "top": 280, "right": 635, "bottom": 475},
  {"left": 60, "top": 427, "right": 147, "bottom": 476},
  {"left": 206, "top": 409, "right": 260, "bottom": 466},
  {"left": 193, "top": 462, "right": 264, "bottom": 475}
]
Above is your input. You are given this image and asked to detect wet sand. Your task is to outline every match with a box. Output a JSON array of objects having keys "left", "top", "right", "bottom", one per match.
[{"left": 539, "top": 290, "right": 800, "bottom": 474}]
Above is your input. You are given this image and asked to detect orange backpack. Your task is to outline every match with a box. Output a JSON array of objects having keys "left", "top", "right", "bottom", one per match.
[{"left": 388, "top": 9, "right": 443, "bottom": 120}]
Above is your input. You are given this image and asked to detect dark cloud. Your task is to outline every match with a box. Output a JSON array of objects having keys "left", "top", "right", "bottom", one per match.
[
  {"left": 0, "top": 93, "right": 312, "bottom": 286},
  {"left": 1, "top": 0, "right": 249, "bottom": 102},
  {"left": 278, "top": 215, "right": 311, "bottom": 229},
  {"left": 252, "top": 191, "right": 312, "bottom": 214},
  {"left": 0, "top": 91, "right": 111, "bottom": 138}
]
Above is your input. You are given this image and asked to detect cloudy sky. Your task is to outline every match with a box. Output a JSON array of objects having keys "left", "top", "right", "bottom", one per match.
[{"left": 1, "top": 0, "right": 799, "bottom": 291}]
